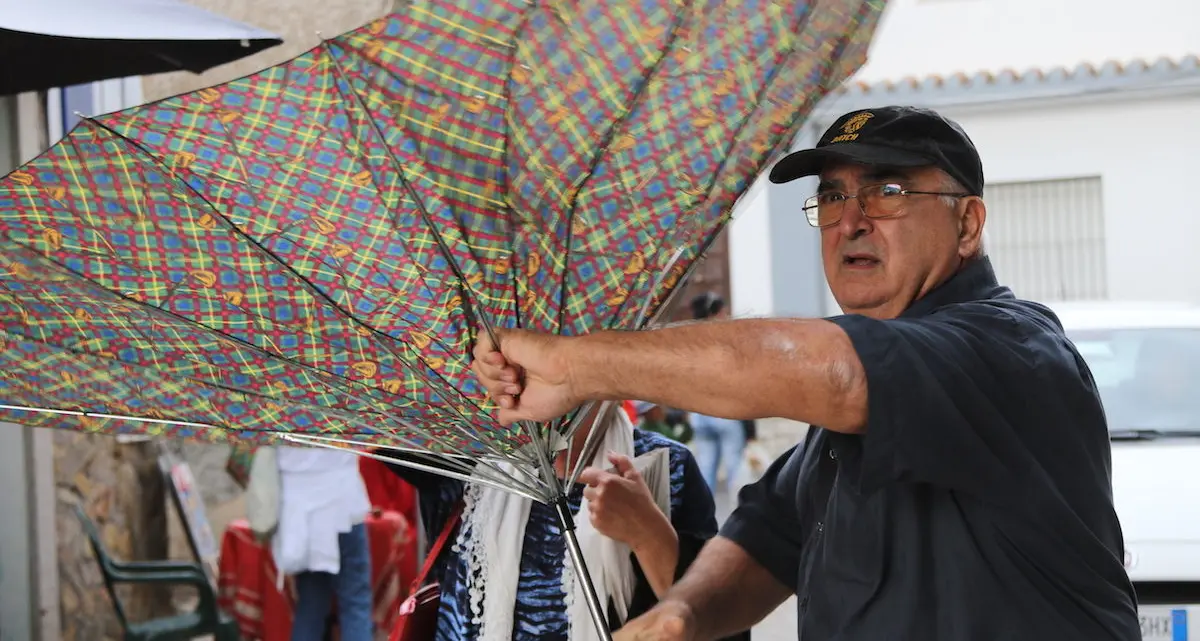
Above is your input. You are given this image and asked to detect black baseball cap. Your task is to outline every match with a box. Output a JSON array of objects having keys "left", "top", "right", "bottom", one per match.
[{"left": 769, "top": 106, "right": 985, "bottom": 196}]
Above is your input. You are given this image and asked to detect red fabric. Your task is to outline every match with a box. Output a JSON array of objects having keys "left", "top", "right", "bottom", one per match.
[
  {"left": 386, "top": 502, "right": 462, "bottom": 641},
  {"left": 621, "top": 400, "right": 638, "bottom": 422},
  {"left": 217, "top": 510, "right": 417, "bottom": 641},
  {"left": 359, "top": 457, "right": 418, "bottom": 525}
]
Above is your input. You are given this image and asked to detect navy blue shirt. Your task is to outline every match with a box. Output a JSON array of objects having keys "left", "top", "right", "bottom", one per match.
[{"left": 722, "top": 257, "right": 1139, "bottom": 640}]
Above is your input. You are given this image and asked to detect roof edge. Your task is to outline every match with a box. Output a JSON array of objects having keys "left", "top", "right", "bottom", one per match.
[{"left": 820, "top": 54, "right": 1200, "bottom": 113}]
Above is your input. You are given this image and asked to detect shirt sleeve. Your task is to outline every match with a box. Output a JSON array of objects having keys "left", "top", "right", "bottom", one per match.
[
  {"left": 825, "top": 304, "right": 1054, "bottom": 500},
  {"left": 718, "top": 434, "right": 819, "bottom": 592}
]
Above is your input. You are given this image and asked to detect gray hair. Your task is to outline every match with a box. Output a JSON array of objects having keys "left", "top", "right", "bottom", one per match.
[{"left": 938, "top": 171, "right": 988, "bottom": 257}]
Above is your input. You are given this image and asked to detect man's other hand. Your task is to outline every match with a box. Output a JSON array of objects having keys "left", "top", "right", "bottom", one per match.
[{"left": 613, "top": 600, "right": 696, "bottom": 641}]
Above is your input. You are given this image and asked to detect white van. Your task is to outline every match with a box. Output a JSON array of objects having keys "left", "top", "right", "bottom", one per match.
[{"left": 1050, "top": 301, "right": 1200, "bottom": 641}]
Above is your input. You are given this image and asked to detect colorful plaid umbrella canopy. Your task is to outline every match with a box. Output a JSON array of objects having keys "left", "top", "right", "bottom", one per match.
[
  {"left": 2, "top": 0, "right": 883, "bottom": 449},
  {"left": 1, "top": 1, "right": 885, "bottom": 633}
]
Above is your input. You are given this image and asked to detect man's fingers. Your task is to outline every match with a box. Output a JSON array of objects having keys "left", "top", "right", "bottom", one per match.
[
  {"left": 482, "top": 375, "right": 523, "bottom": 401},
  {"left": 473, "top": 347, "right": 524, "bottom": 403},
  {"left": 474, "top": 351, "right": 511, "bottom": 379},
  {"left": 471, "top": 329, "right": 498, "bottom": 361}
]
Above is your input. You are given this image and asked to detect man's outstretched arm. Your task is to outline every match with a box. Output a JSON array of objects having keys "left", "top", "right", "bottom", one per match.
[
  {"left": 475, "top": 318, "right": 867, "bottom": 433},
  {"left": 615, "top": 536, "right": 792, "bottom": 641}
]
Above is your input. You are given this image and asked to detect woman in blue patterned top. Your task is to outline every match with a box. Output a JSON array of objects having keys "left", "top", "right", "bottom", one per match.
[{"left": 387, "top": 403, "right": 748, "bottom": 641}]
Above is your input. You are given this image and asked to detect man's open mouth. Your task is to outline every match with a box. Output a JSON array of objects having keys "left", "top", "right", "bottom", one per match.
[{"left": 843, "top": 254, "right": 880, "bottom": 267}]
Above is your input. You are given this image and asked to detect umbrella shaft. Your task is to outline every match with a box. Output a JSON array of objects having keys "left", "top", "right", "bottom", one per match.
[{"left": 555, "top": 496, "right": 614, "bottom": 641}]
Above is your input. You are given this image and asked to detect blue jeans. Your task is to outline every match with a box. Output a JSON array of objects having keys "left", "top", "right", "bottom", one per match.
[
  {"left": 291, "top": 523, "right": 374, "bottom": 641},
  {"left": 690, "top": 414, "right": 746, "bottom": 493}
]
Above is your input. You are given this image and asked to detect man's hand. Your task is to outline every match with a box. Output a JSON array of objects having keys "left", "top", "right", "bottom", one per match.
[
  {"left": 470, "top": 327, "right": 581, "bottom": 425},
  {"left": 613, "top": 600, "right": 695, "bottom": 641}
]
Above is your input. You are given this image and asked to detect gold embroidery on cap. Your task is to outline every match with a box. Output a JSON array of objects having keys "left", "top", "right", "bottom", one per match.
[{"left": 829, "top": 111, "right": 874, "bottom": 143}]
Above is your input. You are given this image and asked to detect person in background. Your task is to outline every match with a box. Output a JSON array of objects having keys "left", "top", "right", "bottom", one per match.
[
  {"left": 633, "top": 401, "right": 694, "bottom": 444},
  {"left": 384, "top": 402, "right": 744, "bottom": 641},
  {"left": 273, "top": 446, "right": 375, "bottom": 641}
]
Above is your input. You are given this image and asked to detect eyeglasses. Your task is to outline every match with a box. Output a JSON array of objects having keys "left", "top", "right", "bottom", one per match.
[{"left": 803, "top": 183, "right": 970, "bottom": 228}]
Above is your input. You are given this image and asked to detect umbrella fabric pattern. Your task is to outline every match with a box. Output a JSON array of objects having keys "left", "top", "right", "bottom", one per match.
[
  {"left": 2, "top": 1, "right": 886, "bottom": 634},
  {"left": 1, "top": 0, "right": 883, "bottom": 458}
]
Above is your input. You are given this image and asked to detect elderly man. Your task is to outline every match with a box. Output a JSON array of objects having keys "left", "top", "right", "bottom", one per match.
[{"left": 472, "top": 106, "right": 1139, "bottom": 640}]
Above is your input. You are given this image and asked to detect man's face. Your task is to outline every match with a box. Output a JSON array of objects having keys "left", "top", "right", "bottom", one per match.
[{"left": 817, "top": 162, "right": 984, "bottom": 319}]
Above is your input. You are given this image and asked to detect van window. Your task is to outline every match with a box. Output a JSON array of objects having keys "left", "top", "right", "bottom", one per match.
[{"left": 1066, "top": 328, "right": 1200, "bottom": 433}]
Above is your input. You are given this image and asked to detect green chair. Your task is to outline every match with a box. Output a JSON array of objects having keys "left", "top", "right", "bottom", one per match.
[{"left": 73, "top": 503, "right": 241, "bottom": 641}]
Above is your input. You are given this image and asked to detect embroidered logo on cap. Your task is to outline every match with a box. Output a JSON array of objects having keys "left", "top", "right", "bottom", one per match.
[{"left": 829, "top": 111, "right": 874, "bottom": 143}]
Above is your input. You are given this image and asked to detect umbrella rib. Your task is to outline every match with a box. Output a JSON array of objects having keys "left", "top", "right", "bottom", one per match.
[
  {"left": 1, "top": 240, "right": 494, "bottom": 449},
  {"left": 0, "top": 337, "right": 403, "bottom": 443},
  {"left": 77, "top": 116, "right": 476, "bottom": 413},
  {"left": 312, "top": 45, "right": 548, "bottom": 466},
  {"left": 195, "top": 78, "right": 502, "bottom": 427},
  {"left": 335, "top": 9, "right": 558, "bottom": 470},
  {"left": 317, "top": 39, "right": 545, "bottom": 464},
  {"left": 628, "top": 1, "right": 840, "bottom": 322},
  {"left": 602, "top": 0, "right": 852, "bottom": 334},
  {"left": 77, "top": 116, "right": 527, "bottom": 464},
  {"left": 191, "top": 94, "right": 481, "bottom": 381},
  {"left": 0, "top": 327, "right": 434, "bottom": 442},
  {"left": 0, "top": 240, "right": 413, "bottom": 417},
  {"left": 318, "top": 39, "right": 501, "bottom": 350},
  {"left": 0, "top": 402, "right": 237, "bottom": 434},
  {"left": 499, "top": 2, "right": 549, "bottom": 334},
  {"left": 551, "top": 0, "right": 696, "bottom": 335},
  {"left": 285, "top": 433, "right": 546, "bottom": 501},
  {"left": 285, "top": 432, "right": 550, "bottom": 501},
  {"left": 363, "top": 417, "right": 547, "bottom": 493}
]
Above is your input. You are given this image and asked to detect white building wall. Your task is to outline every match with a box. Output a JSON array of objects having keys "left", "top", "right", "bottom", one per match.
[
  {"left": 727, "top": 177, "right": 775, "bottom": 318},
  {"left": 937, "top": 94, "right": 1200, "bottom": 303}
]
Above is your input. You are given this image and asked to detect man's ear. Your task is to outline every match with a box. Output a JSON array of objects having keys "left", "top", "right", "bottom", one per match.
[{"left": 957, "top": 197, "right": 987, "bottom": 257}]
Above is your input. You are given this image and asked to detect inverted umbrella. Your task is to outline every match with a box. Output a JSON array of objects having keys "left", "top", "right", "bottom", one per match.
[{"left": 0, "top": 0, "right": 885, "bottom": 636}]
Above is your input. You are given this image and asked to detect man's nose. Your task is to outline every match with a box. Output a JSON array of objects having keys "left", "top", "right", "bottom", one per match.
[{"left": 836, "top": 198, "right": 872, "bottom": 238}]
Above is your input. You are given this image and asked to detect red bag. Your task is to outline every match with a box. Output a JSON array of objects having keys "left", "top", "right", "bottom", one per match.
[{"left": 388, "top": 503, "right": 463, "bottom": 641}]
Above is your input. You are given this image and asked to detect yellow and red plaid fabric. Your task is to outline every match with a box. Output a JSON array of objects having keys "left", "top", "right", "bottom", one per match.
[{"left": 0, "top": 0, "right": 884, "bottom": 454}]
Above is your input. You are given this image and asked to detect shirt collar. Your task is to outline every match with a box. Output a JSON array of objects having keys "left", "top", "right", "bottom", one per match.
[{"left": 900, "top": 256, "right": 1011, "bottom": 319}]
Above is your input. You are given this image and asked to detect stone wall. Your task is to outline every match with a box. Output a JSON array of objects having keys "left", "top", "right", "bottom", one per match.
[
  {"left": 55, "top": 435, "right": 250, "bottom": 641},
  {"left": 54, "top": 434, "right": 172, "bottom": 641}
]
